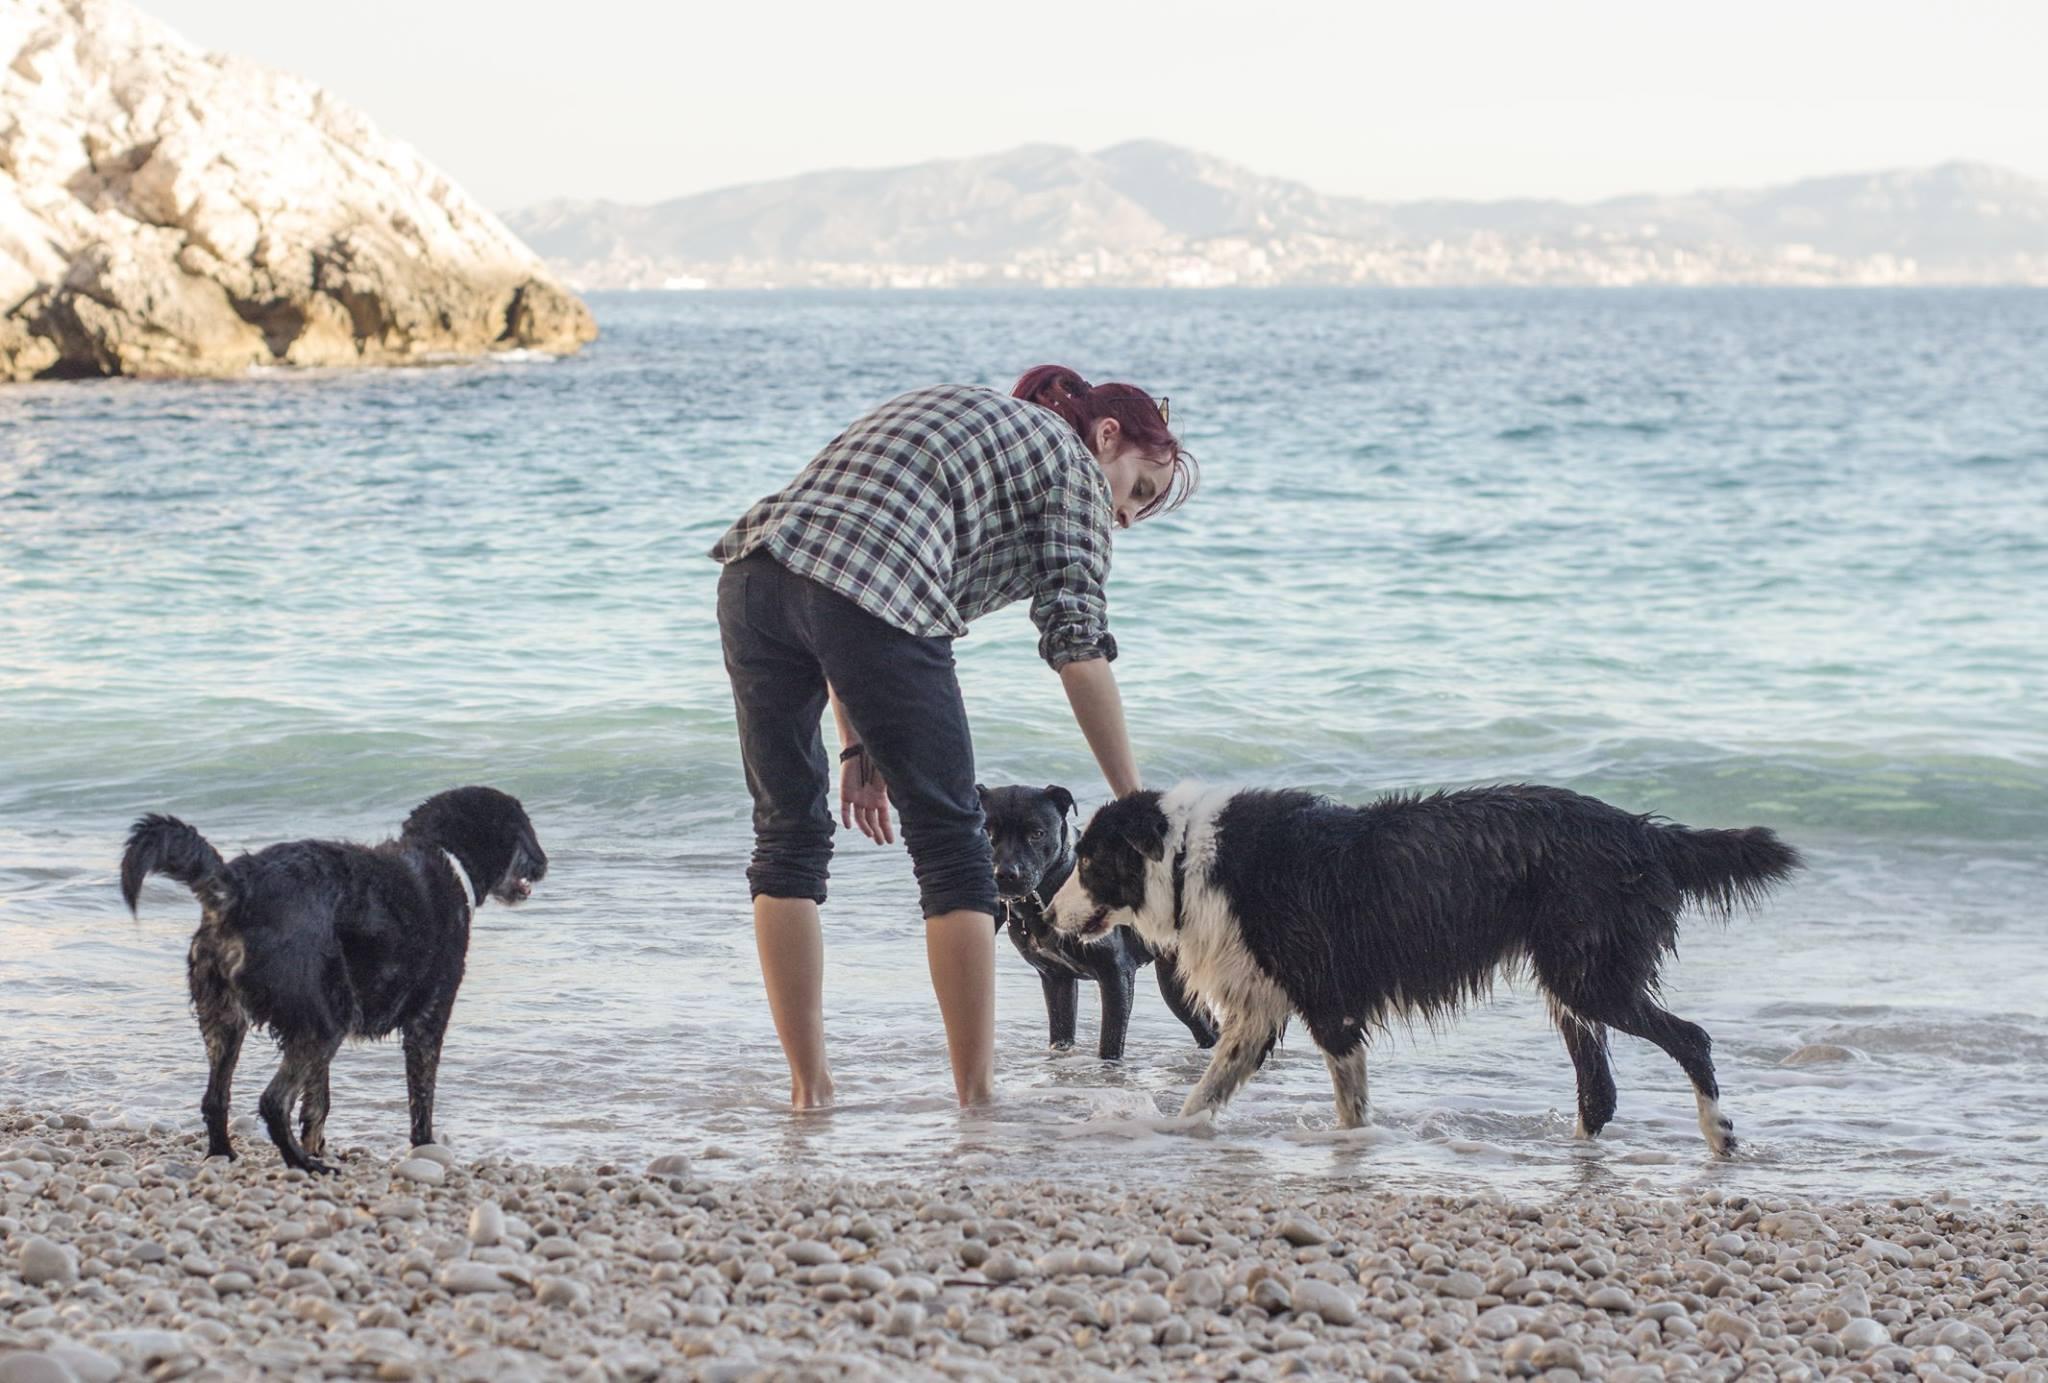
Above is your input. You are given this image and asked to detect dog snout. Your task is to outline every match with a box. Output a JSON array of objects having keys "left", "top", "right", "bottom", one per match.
[{"left": 993, "top": 867, "right": 1030, "bottom": 895}]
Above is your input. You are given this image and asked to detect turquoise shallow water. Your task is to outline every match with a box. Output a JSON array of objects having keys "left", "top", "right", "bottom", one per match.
[{"left": 2, "top": 289, "right": 2043, "bottom": 1199}]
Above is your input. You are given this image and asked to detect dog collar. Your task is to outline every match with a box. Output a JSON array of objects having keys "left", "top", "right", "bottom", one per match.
[{"left": 437, "top": 848, "right": 473, "bottom": 909}]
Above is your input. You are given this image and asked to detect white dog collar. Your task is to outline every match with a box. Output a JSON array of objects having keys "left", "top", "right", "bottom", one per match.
[{"left": 437, "top": 848, "right": 473, "bottom": 909}]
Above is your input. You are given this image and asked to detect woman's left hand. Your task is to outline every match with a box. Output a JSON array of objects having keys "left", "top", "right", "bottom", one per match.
[{"left": 841, "top": 751, "right": 895, "bottom": 845}]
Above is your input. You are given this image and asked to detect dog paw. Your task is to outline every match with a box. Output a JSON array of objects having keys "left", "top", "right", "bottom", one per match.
[{"left": 1696, "top": 1097, "right": 1738, "bottom": 1156}]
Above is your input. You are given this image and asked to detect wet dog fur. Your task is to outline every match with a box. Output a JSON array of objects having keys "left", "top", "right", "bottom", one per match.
[
  {"left": 120, "top": 786, "right": 546, "bottom": 1172},
  {"left": 981, "top": 784, "right": 1217, "bottom": 1058},
  {"left": 1048, "top": 782, "right": 1800, "bottom": 1154}
]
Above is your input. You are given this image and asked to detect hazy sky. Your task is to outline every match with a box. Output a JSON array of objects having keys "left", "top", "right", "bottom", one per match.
[{"left": 146, "top": 0, "right": 2048, "bottom": 212}]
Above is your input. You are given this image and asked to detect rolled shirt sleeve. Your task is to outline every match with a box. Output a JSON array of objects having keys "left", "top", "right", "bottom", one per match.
[{"left": 1029, "top": 461, "right": 1118, "bottom": 670}]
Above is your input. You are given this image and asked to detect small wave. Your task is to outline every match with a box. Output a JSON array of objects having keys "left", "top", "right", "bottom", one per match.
[
  {"left": 1779, "top": 1042, "right": 1866, "bottom": 1067},
  {"left": 1282, "top": 1123, "right": 1404, "bottom": 1148},
  {"left": 1045, "top": 1087, "right": 1227, "bottom": 1142},
  {"left": 1805, "top": 1018, "right": 2048, "bottom": 1064},
  {"left": 1573, "top": 419, "right": 1671, "bottom": 436}
]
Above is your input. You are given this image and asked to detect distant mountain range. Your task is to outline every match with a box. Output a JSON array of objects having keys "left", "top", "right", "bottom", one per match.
[{"left": 503, "top": 142, "right": 2048, "bottom": 290}]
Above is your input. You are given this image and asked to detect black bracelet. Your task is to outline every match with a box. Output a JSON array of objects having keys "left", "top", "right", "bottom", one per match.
[{"left": 837, "top": 744, "right": 866, "bottom": 763}]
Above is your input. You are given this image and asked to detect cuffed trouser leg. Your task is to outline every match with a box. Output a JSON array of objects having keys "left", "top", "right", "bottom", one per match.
[
  {"left": 809, "top": 604, "right": 997, "bottom": 920},
  {"left": 719, "top": 557, "right": 834, "bottom": 902},
  {"left": 719, "top": 551, "right": 996, "bottom": 921}
]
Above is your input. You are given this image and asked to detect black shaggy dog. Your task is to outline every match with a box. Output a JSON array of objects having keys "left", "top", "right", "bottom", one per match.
[
  {"left": 1048, "top": 782, "right": 1800, "bottom": 1155},
  {"left": 120, "top": 787, "right": 546, "bottom": 1172},
  {"left": 981, "top": 784, "right": 1218, "bottom": 1058}
]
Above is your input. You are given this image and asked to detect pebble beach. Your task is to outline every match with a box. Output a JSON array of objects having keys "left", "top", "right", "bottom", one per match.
[{"left": 2, "top": 1109, "right": 2043, "bottom": 1382}]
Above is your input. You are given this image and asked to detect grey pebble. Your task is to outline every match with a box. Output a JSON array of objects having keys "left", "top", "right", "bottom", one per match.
[
  {"left": 393, "top": 1159, "right": 444, "bottom": 1186},
  {"left": 1128, "top": 1292, "right": 1172, "bottom": 1324},
  {"left": 535, "top": 1276, "right": 590, "bottom": 1309},
  {"left": 466, "top": 1201, "right": 504, "bottom": 1247},
  {"left": 20, "top": 1235, "right": 78, "bottom": 1286},
  {"left": 961, "top": 1314, "right": 1008, "bottom": 1348},
  {"left": 1167, "top": 1267, "right": 1223, "bottom": 1309},
  {"left": 0, "top": 1355, "right": 82, "bottom": 1383},
  {"left": 1291, "top": 1279, "right": 1359, "bottom": 1326},
  {"left": 437, "top": 1262, "right": 519, "bottom": 1294},
  {"left": 846, "top": 1265, "right": 893, "bottom": 1294}
]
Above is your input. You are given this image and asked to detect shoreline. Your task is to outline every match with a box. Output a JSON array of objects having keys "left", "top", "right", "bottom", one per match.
[{"left": 2, "top": 1108, "right": 2044, "bottom": 1381}]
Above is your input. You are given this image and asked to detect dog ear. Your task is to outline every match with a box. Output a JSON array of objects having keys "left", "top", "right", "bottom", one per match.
[
  {"left": 1045, "top": 785, "right": 1075, "bottom": 818},
  {"left": 1117, "top": 807, "right": 1170, "bottom": 863},
  {"left": 976, "top": 783, "right": 989, "bottom": 801}
]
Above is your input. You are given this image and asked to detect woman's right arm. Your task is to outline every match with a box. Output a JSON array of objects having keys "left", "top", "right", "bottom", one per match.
[
  {"left": 1031, "top": 448, "right": 1136, "bottom": 796},
  {"left": 1059, "top": 656, "right": 1142, "bottom": 798}
]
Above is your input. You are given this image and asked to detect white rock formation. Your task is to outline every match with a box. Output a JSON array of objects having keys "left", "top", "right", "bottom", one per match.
[{"left": 1, "top": 0, "right": 596, "bottom": 381}]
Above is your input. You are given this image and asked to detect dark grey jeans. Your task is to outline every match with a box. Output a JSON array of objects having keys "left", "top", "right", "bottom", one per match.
[{"left": 717, "top": 551, "right": 997, "bottom": 919}]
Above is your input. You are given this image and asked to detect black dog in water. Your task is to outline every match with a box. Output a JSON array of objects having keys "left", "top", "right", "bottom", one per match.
[
  {"left": 1049, "top": 782, "right": 1801, "bottom": 1153},
  {"left": 981, "top": 784, "right": 1217, "bottom": 1059},
  {"left": 120, "top": 787, "right": 546, "bottom": 1172}
]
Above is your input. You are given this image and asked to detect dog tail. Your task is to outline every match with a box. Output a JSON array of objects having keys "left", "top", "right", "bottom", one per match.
[
  {"left": 1655, "top": 821, "right": 1803, "bottom": 915},
  {"left": 121, "top": 814, "right": 230, "bottom": 915}
]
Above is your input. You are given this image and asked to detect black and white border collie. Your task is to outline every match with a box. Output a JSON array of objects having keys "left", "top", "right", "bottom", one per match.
[
  {"left": 121, "top": 787, "right": 547, "bottom": 1172},
  {"left": 1048, "top": 782, "right": 1800, "bottom": 1155}
]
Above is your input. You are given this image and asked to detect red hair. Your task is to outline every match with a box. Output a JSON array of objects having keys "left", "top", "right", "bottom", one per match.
[{"left": 1012, "top": 364, "right": 1197, "bottom": 519}]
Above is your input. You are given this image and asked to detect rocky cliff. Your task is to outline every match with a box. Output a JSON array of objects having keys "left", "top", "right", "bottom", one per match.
[{"left": 0, "top": 0, "right": 596, "bottom": 381}]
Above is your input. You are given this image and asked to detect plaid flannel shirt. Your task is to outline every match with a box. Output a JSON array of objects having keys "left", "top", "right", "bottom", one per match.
[{"left": 708, "top": 384, "right": 1118, "bottom": 669}]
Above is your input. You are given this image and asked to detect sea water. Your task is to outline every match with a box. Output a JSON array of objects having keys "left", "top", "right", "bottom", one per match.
[{"left": 2, "top": 288, "right": 2042, "bottom": 1200}]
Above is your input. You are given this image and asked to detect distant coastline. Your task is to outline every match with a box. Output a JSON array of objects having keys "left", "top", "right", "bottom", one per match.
[
  {"left": 505, "top": 144, "right": 2048, "bottom": 292},
  {"left": 573, "top": 281, "right": 2048, "bottom": 296}
]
